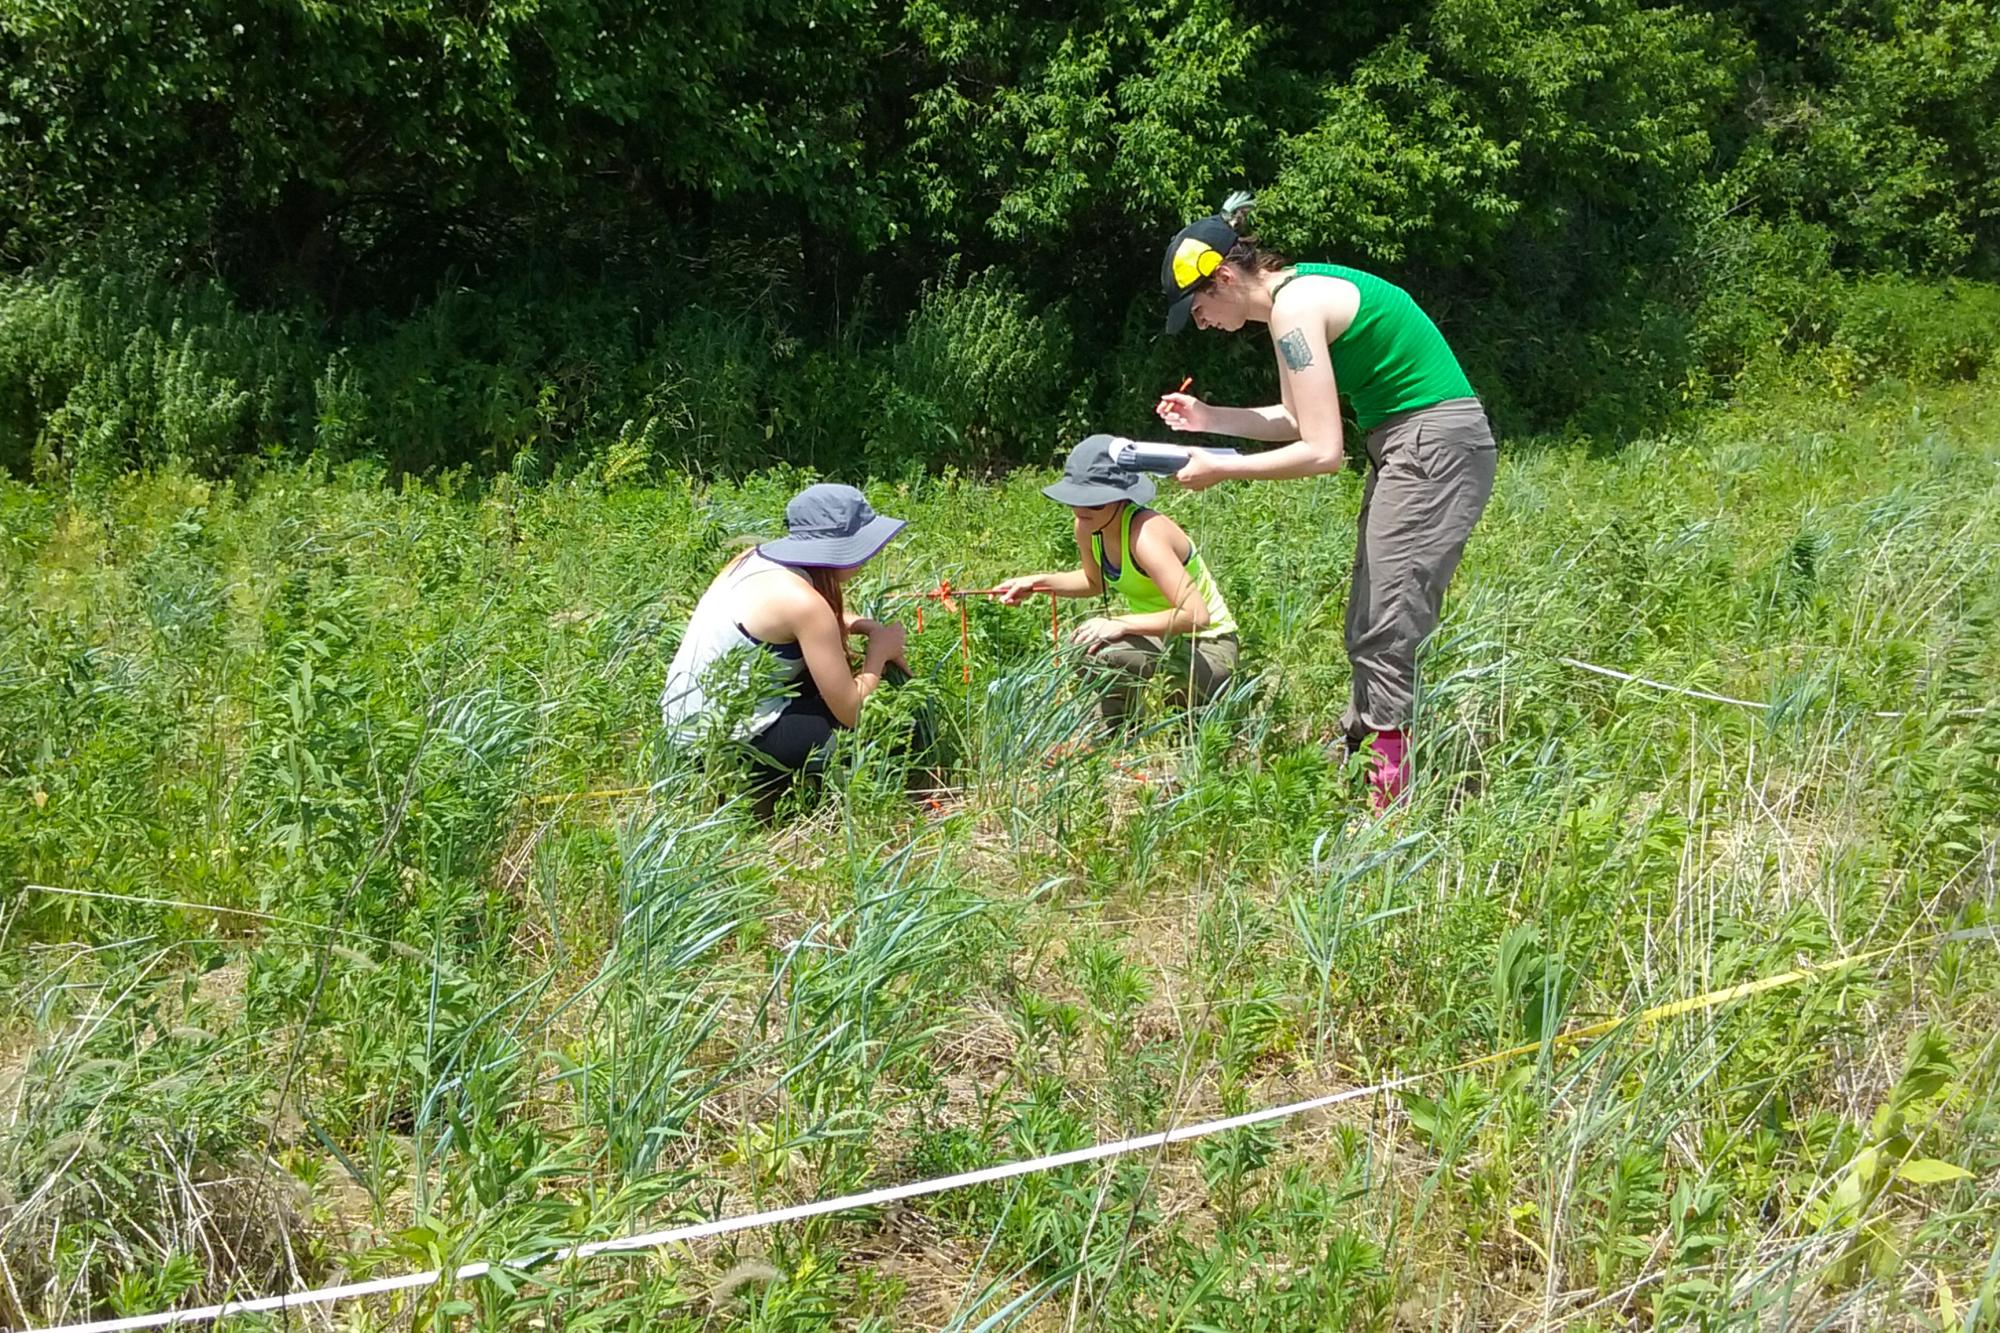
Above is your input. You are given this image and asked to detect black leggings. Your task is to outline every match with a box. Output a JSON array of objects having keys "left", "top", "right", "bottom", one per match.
[
  {"left": 743, "top": 667, "right": 920, "bottom": 815},
  {"left": 743, "top": 682, "right": 840, "bottom": 818},
  {"left": 748, "top": 685, "right": 839, "bottom": 772}
]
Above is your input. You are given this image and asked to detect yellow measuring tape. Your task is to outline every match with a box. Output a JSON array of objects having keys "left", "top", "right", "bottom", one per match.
[{"left": 1438, "top": 936, "right": 1918, "bottom": 1078}]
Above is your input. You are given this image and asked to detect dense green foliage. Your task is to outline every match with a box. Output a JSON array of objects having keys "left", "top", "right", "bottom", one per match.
[
  {"left": 4, "top": 0, "right": 1999, "bottom": 479},
  {"left": 4, "top": 376, "right": 1998, "bottom": 1327}
]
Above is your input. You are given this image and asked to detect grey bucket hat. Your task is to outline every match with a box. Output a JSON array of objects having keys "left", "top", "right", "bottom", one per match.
[
  {"left": 1041, "top": 434, "right": 1157, "bottom": 508},
  {"left": 758, "top": 484, "right": 906, "bottom": 568}
]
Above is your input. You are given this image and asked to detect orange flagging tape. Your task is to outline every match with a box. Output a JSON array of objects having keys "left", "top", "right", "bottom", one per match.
[{"left": 895, "top": 577, "right": 1062, "bottom": 682}]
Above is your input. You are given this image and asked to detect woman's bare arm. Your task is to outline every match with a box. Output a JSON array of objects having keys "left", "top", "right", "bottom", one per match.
[
  {"left": 1105, "top": 515, "right": 1209, "bottom": 638},
  {"left": 1176, "top": 284, "right": 1351, "bottom": 488}
]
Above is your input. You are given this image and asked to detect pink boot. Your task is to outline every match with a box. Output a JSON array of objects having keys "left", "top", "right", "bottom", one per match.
[{"left": 1366, "top": 729, "right": 1410, "bottom": 812}]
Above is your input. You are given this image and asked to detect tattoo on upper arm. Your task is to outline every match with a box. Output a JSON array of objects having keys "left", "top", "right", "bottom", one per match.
[{"left": 1278, "top": 328, "right": 1314, "bottom": 373}]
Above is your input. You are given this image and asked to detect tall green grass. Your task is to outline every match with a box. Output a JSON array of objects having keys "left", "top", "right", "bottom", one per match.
[{"left": 2, "top": 373, "right": 1998, "bottom": 1329}]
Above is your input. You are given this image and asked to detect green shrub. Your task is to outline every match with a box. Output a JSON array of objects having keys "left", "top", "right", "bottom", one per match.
[
  {"left": 871, "top": 267, "right": 1080, "bottom": 474},
  {"left": 1827, "top": 276, "right": 2000, "bottom": 386}
]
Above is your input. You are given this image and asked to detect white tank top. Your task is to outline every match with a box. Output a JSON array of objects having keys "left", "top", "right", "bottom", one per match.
[{"left": 660, "top": 552, "right": 812, "bottom": 739}]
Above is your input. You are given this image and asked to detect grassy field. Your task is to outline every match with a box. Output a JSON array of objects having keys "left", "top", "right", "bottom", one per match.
[{"left": 3, "top": 374, "right": 1998, "bottom": 1331}]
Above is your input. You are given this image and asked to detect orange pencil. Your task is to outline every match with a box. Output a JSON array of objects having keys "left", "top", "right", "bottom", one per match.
[{"left": 1175, "top": 376, "right": 1193, "bottom": 395}]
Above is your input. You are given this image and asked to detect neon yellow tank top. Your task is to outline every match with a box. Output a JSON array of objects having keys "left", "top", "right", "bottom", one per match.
[{"left": 1090, "top": 506, "right": 1237, "bottom": 639}]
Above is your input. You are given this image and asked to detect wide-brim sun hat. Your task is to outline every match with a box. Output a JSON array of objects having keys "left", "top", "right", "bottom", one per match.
[
  {"left": 1160, "top": 212, "right": 1240, "bottom": 335},
  {"left": 758, "top": 483, "right": 906, "bottom": 568},
  {"left": 1042, "top": 434, "right": 1157, "bottom": 507}
]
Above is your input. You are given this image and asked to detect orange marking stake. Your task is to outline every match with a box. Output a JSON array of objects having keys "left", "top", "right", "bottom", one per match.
[
  {"left": 956, "top": 606, "right": 971, "bottom": 684},
  {"left": 932, "top": 577, "right": 971, "bottom": 685}
]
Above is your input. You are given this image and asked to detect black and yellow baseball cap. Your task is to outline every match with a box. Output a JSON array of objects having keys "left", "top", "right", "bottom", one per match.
[{"left": 1159, "top": 213, "right": 1239, "bottom": 334}]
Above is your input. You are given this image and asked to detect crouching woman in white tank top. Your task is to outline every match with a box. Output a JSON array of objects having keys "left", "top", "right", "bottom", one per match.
[{"left": 661, "top": 484, "right": 908, "bottom": 812}]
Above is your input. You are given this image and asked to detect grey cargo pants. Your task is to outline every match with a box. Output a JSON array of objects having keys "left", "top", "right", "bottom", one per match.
[
  {"left": 1340, "top": 397, "right": 1496, "bottom": 737},
  {"left": 1092, "top": 633, "right": 1239, "bottom": 726}
]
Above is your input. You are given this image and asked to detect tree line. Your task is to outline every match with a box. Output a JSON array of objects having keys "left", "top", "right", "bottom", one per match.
[{"left": 2, "top": 0, "right": 1997, "bottom": 480}]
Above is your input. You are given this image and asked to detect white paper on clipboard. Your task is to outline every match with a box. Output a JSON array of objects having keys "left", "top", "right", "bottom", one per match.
[{"left": 1108, "top": 438, "right": 1242, "bottom": 474}]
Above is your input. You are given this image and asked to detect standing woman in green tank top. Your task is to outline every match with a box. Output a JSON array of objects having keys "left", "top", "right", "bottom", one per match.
[{"left": 1152, "top": 193, "right": 1496, "bottom": 810}]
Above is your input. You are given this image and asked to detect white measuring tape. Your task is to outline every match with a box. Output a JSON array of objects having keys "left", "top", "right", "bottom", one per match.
[
  {"left": 34, "top": 930, "right": 1984, "bottom": 1333},
  {"left": 1559, "top": 656, "right": 1991, "bottom": 718},
  {"left": 36, "top": 1077, "right": 1429, "bottom": 1333}
]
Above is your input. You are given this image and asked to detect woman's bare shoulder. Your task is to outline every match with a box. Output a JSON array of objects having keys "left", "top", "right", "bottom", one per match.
[
  {"left": 733, "top": 564, "right": 826, "bottom": 638},
  {"left": 1273, "top": 270, "right": 1360, "bottom": 336},
  {"left": 1131, "top": 508, "right": 1192, "bottom": 560}
]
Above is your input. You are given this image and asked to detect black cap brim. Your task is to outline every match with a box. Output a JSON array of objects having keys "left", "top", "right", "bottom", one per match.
[{"left": 1163, "top": 290, "right": 1196, "bottom": 335}]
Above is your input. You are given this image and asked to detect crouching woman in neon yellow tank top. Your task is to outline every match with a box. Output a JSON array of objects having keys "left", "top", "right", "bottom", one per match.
[
  {"left": 1151, "top": 193, "right": 1497, "bottom": 809},
  {"left": 995, "top": 434, "right": 1238, "bottom": 727}
]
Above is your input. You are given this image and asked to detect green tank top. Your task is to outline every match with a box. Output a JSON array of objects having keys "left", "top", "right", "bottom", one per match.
[
  {"left": 1278, "top": 263, "right": 1476, "bottom": 432},
  {"left": 1090, "top": 506, "right": 1237, "bottom": 640}
]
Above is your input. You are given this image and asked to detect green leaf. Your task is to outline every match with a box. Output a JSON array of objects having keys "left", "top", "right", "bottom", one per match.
[
  {"left": 1828, "top": 1169, "right": 1864, "bottom": 1217},
  {"left": 1398, "top": 1091, "right": 1440, "bottom": 1140},
  {"left": 1895, "top": 1158, "right": 1972, "bottom": 1185}
]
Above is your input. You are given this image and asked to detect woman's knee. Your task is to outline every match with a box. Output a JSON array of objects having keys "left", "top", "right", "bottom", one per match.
[{"left": 1088, "top": 636, "right": 1161, "bottom": 678}]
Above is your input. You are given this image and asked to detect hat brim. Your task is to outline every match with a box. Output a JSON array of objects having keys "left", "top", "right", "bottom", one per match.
[
  {"left": 1041, "top": 476, "right": 1156, "bottom": 508},
  {"left": 758, "top": 514, "right": 905, "bottom": 568},
  {"left": 1163, "top": 290, "right": 1196, "bottom": 335}
]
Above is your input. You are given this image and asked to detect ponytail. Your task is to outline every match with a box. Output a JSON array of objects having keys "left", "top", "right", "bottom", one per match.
[
  {"left": 806, "top": 566, "right": 845, "bottom": 623},
  {"left": 1217, "top": 189, "right": 1290, "bottom": 273}
]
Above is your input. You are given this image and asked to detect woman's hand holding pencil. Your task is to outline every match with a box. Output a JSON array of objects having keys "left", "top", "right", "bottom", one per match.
[{"left": 1155, "top": 376, "right": 1213, "bottom": 433}]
